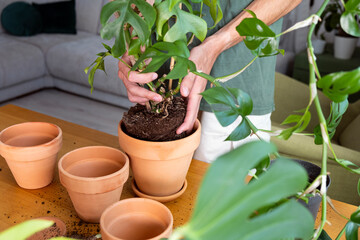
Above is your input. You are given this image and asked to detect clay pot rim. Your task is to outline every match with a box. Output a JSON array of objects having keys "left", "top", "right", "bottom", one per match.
[
  {"left": 118, "top": 119, "right": 201, "bottom": 144},
  {"left": 0, "top": 122, "right": 62, "bottom": 149},
  {"left": 100, "top": 198, "right": 173, "bottom": 240},
  {"left": 58, "top": 146, "right": 129, "bottom": 182}
]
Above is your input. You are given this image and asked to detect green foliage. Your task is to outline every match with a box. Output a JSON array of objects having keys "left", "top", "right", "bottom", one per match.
[
  {"left": 315, "top": 0, "right": 360, "bottom": 37},
  {"left": 132, "top": 40, "right": 196, "bottom": 79},
  {"left": 340, "top": 0, "right": 360, "bottom": 37},
  {"left": 201, "top": 87, "right": 253, "bottom": 141},
  {"left": 0, "top": 219, "right": 54, "bottom": 240},
  {"left": 100, "top": 0, "right": 156, "bottom": 57},
  {"left": 178, "top": 141, "right": 314, "bottom": 240},
  {"left": 236, "top": 10, "right": 284, "bottom": 57},
  {"left": 278, "top": 109, "right": 312, "bottom": 140},
  {"left": 314, "top": 100, "right": 348, "bottom": 144},
  {"left": 317, "top": 67, "right": 360, "bottom": 102},
  {"left": 156, "top": 0, "right": 207, "bottom": 42}
]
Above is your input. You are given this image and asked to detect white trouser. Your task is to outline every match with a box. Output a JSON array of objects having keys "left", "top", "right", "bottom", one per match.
[{"left": 194, "top": 111, "right": 272, "bottom": 163}]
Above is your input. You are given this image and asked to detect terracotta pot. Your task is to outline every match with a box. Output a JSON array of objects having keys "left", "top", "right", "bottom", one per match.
[
  {"left": 58, "top": 146, "right": 129, "bottom": 223},
  {"left": 118, "top": 119, "right": 201, "bottom": 197},
  {"left": 100, "top": 198, "right": 173, "bottom": 240},
  {"left": 0, "top": 122, "right": 62, "bottom": 189}
]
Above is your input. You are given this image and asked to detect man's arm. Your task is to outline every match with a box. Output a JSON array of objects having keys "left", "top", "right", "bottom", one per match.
[{"left": 176, "top": 0, "right": 303, "bottom": 134}]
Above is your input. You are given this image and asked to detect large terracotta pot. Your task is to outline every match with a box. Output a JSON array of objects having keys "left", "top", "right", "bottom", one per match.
[
  {"left": 58, "top": 146, "right": 129, "bottom": 223},
  {"left": 0, "top": 122, "right": 62, "bottom": 189},
  {"left": 118, "top": 119, "right": 201, "bottom": 197},
  {"left": 100, "top": 198, "right": 173, "bottom": 240}
]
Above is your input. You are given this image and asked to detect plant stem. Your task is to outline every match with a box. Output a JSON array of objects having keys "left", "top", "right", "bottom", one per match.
[
  {"left": 192, "top": 71, "right": 221, "bottom": 87},
  {"left": 307, "top": 1, "right": 330, "bottom": 239}
]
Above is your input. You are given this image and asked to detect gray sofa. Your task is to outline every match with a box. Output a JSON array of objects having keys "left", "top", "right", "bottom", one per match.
[
  {"left": 0, "top": 0, "right": 133, "bottom": 109},
  {"left": 0, "top": 0, "right": 296, "bottom": 107}
]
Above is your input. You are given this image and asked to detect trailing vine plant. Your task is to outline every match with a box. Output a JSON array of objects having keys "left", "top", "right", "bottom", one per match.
[{"left": 85, "top": 0, "right": 360, "bottom": 239}]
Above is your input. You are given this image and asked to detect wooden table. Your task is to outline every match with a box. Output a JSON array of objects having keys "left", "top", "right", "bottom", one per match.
[{"left": 0, "top": 104, "right": 358, "bottom": 239}]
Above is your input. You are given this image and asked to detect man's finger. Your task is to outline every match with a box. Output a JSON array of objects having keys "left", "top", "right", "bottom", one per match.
[
  {"left": 128, "top": 71, "right": 158, "bottom": 84},
  {"left": 180, "top": 73, "right": 196, "bottom": 97}
]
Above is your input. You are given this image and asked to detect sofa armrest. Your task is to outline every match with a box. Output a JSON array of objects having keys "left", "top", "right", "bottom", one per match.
[{"left": 271, "top": 123, "right": 360, "bottom": 205}]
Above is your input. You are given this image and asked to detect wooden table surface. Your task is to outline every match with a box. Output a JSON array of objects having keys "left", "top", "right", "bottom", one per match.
[{"left": 0, "top": 104, "right": 358, "bottom": 239}]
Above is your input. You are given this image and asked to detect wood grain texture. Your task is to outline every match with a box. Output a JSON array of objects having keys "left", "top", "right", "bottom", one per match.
[
  {"left": 0, "top": 104, "right": 358, "bottom": 239},
  {"left": 0, "top": 104, "right": 208, "bottom": 238}
]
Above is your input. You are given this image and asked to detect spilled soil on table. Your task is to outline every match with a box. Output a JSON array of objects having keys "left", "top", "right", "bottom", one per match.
[{"left": 122, "top": 97, "right": 188, "bottom": 141}]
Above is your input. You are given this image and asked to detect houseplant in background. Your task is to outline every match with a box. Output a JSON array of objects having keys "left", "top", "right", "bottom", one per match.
[
  {"left": 84, "top": 0, "right": 360, "bottom": 239},
  {"left": 315, "top": 0, "right": 360, "bottom": 59}
]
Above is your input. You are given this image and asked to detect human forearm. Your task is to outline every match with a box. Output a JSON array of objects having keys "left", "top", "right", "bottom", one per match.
[{"left": 204, "top": 0, "right": 302, "bottom": 55}]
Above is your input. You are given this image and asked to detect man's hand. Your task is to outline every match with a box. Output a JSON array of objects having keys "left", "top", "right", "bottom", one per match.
[
  {"left": 176, "top": 38, "right": 221, "bottom": 134},
  {"left": 118, "top": 52, "right": 162, "bottom": 105}
]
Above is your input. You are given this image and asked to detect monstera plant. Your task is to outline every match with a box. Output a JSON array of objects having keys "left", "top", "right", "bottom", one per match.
[{"left": 84, "top": 0, "right": 360, "bottom": 239}]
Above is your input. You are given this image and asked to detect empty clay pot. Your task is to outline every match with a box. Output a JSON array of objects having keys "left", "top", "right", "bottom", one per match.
[
  {"left": 0, "top": 122, "right": 62, "bottom": 189},
  {"left": 100, "top": 198, "right": 173, "bottom": 240},
  {"left": 118, "top": 119, "right": 201, "bottom": 197},
  {"left": 58, "top": 146, "right": 129, "bottom": 223}
]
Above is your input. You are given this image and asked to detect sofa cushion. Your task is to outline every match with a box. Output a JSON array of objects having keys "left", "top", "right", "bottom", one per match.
[
  {"left": 1, "top": 1, "right": 43, "bottom": 36},
  {"left": 0, "top": 36, "right": 46, "bottom": 87},
  {"left": 4, "top": 30, "right": 92, "bottom": 53},
  {"left": 46, "top": 36, "right": 128, "bottom": 97},
  {"left": 32, "top": 0, "right": 76, "bottom": 34},
  {"left": 339, "top": 114, "right": 360, "bottom": 152},
  {"left": 76, "top": 0, "right": 103, "bottom": 34}
]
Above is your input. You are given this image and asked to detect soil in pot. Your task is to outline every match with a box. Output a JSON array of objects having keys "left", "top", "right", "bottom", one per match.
[{"left": 122, "top": 97, "right": 187, "bottom": 141}]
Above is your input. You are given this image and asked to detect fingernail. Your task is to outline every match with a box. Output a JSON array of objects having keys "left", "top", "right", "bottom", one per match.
[
  {"left": 152, "top": 73, "right": 158, "bottom": 80},
  {"left": 182, "top": 87, "right": 189, "bottom": 97},
  {"left": 154, "top": 95, "right": 162, "bottom": 102}
]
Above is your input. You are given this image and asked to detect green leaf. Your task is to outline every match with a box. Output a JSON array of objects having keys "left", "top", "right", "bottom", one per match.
[
  {"left": 0, "top": 219, "right": 54, "bottom": 240},
  {"left": 341, "top": 0, "right": 360, "bottom": 37},
  {"left": 340, "top": 11, "right": 360, "bottom": 37},
  {"left": 317, "top": 68, "right": 360, "bottom": 102},
  {"left": 278, "top": 110, "right": 311, "bottom": 140},
  {"left": 314, "top": 100, "right": 349, "bottom": 145},
  {"left": 132, "top": 40, "right": 195, "bottom": 80},
  {"left": 236, "top": 16, "right": 282, "bottom": 57},
  {"left": 100, "top": 0, "right": 156, "bottom": 57},
  {"left": 225, "top": 119, "right": 251, "bottom": 141},
  {"left": 201, "top": 87, "right": 253, "bottom": 128},
  {"left": 128, "top": 38, "right": 141, "bottom": 56},
  {"left": 350, "top": 209, "right": 360, "bottom": 224},
  {"left": 157, "top": 0, "right": 207, "bottom": 42},
  {"left": 203, "top": 0, "right": 223, "bottom": 29},
  {"left": 345, "top": 221, "right": 359, "bottom": 240},
  {"left": 331, "top": 157, "right": 360, "bottom": 175},
  {"left": 181, "top": 141, "right": 314, "bottom": 240}
]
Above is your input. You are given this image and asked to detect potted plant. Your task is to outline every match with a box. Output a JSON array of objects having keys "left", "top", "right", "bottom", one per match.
[
  {"left": 83, "top": 0, "right": 360, "bottom": 239},
  {"left": 315, "top": 0, "right": 360, "bottom": 59}
]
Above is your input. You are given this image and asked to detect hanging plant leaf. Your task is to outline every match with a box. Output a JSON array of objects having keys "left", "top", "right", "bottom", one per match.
[
  {"left": 317, "top": 68, "right": 360, "bottom": 103},
  {"left": 341, "top": 0, "right": 360, "bottom": 37},
  {"left": 131, "top": 40, "right": 196, "bottom": 80},
  {"left": 346, "top": 221, "right": 359, "bottom": 240},
  {"left": 178, "top": 141, "right": 314, "bottom": 240},
  {"left": 157, "top": 0, "right": 207, "bottom": 42},
  {"left": 100, "top": 0, "right": 156, "bottom": 57},
  {"left": 201, "top": 87, "right": 253, "bottom": 141},
  {"left": 236, "top": 10, "right": 282, "bottom": 57},
  {"left": 314, "top": 100, "right": 349, "bottom": 145},
  {"left": 278, "top": 110, "right": 311, "bottom": 140}
]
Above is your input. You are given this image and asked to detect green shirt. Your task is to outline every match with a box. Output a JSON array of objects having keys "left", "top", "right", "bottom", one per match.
[{"left": 193, "top": 1, "right": 283, "bottom": 115}]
